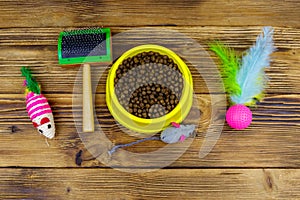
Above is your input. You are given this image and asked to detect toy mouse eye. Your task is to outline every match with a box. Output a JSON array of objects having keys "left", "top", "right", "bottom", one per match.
[
  {"left": 33, "top": 122, "right": 38, "bottom": 128},
  {"left": 40, "top": 117, "right": 50, "bottom": 125},
  {"left": 48, "top": 124, "right": 51, "bottom": 129}
]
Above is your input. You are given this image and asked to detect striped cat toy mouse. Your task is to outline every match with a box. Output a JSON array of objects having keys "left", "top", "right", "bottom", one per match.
[
  {"left": 209, "top": 26, "right": 275, "bottom": 130},
  {"left": 21, "top": 67, "right": 56, "bottom": 139}
]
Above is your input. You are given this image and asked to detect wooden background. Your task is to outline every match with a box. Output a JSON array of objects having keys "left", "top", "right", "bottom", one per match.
[{"left": 0, "top": 0, "right": 299, "bottom": 199}]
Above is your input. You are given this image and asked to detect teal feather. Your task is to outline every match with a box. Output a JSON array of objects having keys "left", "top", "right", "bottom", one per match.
[{"left": 231, "top": 26, "right": 275, "bottom": 106}]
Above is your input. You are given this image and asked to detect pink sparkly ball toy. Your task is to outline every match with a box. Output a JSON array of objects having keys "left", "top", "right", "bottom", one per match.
[{"left": 226, "top": 104, "right": 252, "bottom": 130}]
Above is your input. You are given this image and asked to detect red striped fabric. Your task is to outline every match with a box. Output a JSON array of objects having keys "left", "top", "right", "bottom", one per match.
[{"left": 26, "top": 94, "right": 52, "bottom": 121}]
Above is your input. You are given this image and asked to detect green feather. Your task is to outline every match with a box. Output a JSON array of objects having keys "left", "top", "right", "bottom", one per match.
[
  {"left": 209, "top": 42, "right": 241, "bottom": 96},
  {"left": 21, "top": 67, "right": 41, "bottom": 94}
]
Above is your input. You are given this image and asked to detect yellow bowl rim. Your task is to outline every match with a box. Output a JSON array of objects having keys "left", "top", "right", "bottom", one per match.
[{"left": 106, "top": 44, "right": 193, "bottom": 125}]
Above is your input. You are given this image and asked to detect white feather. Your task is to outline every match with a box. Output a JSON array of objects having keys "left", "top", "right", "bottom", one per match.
[{"left": 231, "top": 26, "right": 275, "bottom": 105}]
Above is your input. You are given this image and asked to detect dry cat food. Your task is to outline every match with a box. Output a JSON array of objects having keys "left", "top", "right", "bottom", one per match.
[{"left": 114, "top": 51, "right": 184, "bottom": 118}]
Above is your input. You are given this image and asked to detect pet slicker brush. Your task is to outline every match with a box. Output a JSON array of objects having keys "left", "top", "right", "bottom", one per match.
[{"left": 58, "top": 28, "right": 112, "bottom": 132}]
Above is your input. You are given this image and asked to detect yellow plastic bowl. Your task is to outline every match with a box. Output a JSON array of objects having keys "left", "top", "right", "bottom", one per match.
[{"left": 106, "top": 44, "right": 193, "bottom": 134}]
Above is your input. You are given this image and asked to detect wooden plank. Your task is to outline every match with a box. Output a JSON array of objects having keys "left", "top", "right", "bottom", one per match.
[
  {"left": 0, "top": 0, "right": 299, "bottom": 28},
  {"left": 0, "top": 94, "right": 298, "bottom": 124},
  {"left": 0, "top": 93, "right": 299, "bottom": 168},
  {"left": 1, "top": 27, "right": 299, "bottom": 48},
  {"left": 0, "top": 168, "right": 300, "bottom": 199},
  {"left": 1, "top": 123, "right": 299, "bottom": 168},
  {"left": 0, "top": 27, "right": 299, "bottom": 94}
]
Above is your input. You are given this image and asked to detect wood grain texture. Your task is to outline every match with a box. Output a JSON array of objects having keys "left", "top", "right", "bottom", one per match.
[
  {"left": 0, "top": 27, "right": 299, "bottom": 94},
  {"left": 0, "top": 93, "right": 299, "bottom": 168},
  {"left": 0, "top": 0, "right": 299, "bottom": 28},
  {"left": 0, "top": 0, "right": 300, "bottom": 199},
  {"left": 1, "top": 168, "right": 300, "bottom": 200},
  {"left": 1, "top": 123, "right": 299, "bottom": 168}
]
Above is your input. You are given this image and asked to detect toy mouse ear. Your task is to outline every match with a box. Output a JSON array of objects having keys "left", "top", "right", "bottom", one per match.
[
  {"left": 40, "top": 117, "right": 50, "bottom": 125},
  {"left": 33, "top": 122, "right": 38, "bottom": 128}
]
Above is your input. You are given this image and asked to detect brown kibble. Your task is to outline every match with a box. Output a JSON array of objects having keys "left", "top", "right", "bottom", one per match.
[
  {"left": 115, "top": 51, "right": 183, "bottom": 119},
  {"left": 151, "top": 56, "right": 156, "bottom": 62},
  {"left": 133, "top": 57, "right": 139, "bottom": 63}
]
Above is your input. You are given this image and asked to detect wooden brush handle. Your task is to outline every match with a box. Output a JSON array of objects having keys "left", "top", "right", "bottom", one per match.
[{"left": 82, "top": 63, "right": 94, "bottom": 132}]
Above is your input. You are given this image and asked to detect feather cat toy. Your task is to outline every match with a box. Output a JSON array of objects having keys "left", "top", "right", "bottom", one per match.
[
  {"left": 21, "top": 67, "right": 56, "bottom": 139},
  {"left": 209, "top": 26, "right": 275, "bottom": 130}
]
